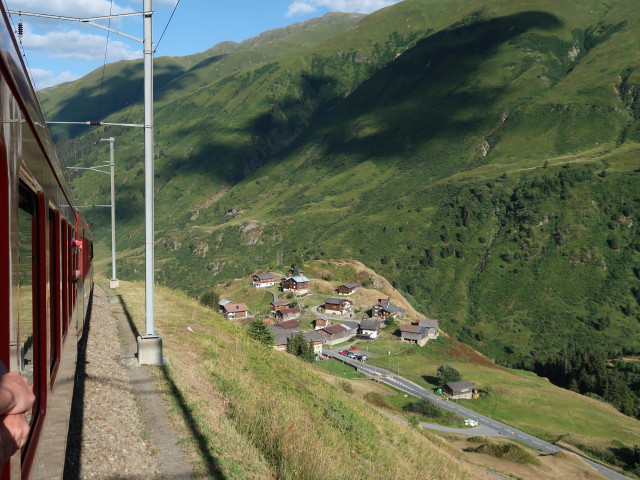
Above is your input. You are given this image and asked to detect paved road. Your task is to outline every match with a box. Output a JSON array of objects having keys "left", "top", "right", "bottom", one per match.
[{"left": 324, "top": 350, "right": 631, "bottom": 480}]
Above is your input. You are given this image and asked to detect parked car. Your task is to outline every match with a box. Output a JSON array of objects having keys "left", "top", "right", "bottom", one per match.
[
  {"left": 339, "top": 350, "right": 349, "bottom": 355},
  {"left": 349, "top": 346, "right": 358, "bottom": 351}
]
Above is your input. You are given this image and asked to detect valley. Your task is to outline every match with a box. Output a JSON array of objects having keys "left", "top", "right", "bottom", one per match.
[{"left": 43, "top": 0, "right": 640, "bottom": 472}]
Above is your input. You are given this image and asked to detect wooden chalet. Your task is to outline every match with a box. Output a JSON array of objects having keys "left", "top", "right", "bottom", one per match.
[
  {"left": 321, "top": 324, "right": 353, "bottom": 345},
  {"left": 222, "top": 302, "right": 249, "bottom": 320},
  {"left": 337, "top": 283, "right": 360, "bottom": 295},
  {"left": 323, "top": 297, "right": 352, "bottom": 315},
  {"left": 358, "top": 319, "right": 383, "bottom": 339},
  {"left": 275, "top": 307, "right": 301, "bottom": 322},
  {"left": 281, "top": 275, "right": 310, "bottom": 294},
  {"left": 314, "top": 315, "right": 330, "bottom": 330},
  {"left": 270, "top": 300, "right": 289, "bottom": 311},
  {"left": 372, "top": 297, "right": 406, "bottom": 319},
  {"left": 252, "top": 273, "right": 276, "bottom": 288}
]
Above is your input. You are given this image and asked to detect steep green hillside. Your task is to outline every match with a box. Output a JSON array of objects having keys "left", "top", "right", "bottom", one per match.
[{"left": 50, "top": 0, "right": 640, "bottom": 416}]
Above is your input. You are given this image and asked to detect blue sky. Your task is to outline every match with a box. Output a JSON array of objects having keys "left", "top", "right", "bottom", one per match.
[{"left": 4, "top": 0, "right": 402, "bottom": 89}]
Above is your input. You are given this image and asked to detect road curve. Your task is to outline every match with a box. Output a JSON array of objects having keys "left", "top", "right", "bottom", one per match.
[{"left": 324, "top": 349, "right": 632, "bottom": 480}]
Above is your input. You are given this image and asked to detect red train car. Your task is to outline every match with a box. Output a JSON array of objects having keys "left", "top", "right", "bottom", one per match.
[{"left": 0, "top": 6, "right": 93, "bottom": 480}]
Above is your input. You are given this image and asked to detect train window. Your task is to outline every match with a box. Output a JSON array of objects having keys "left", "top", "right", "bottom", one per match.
[
  {"left": 49, "top": 209, "right": 60, "bottom": 376},
  {"left": 17, "top": 182, "right": 38, "bottom": 424},
  {"left": 61, "top": 219, "right": 68, "bottom": 336}
]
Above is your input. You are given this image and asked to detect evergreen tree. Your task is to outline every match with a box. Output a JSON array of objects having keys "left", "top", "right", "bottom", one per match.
[
  {"left": 247, "top": 319, "right": 274, "bottom": 346},
  {"left": 287, "top": 332, "right": 314, "bottom": 362}
]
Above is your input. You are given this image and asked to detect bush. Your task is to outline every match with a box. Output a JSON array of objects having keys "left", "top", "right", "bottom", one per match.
[
  {"left": 437, "top": 364, "right": 463, "bottom": 385},
  {"left": 404, "top": 398, "right": 442, "bottom": 418},
  {"left": 199, "top": 291, "right": 219, "bottom": 309}
]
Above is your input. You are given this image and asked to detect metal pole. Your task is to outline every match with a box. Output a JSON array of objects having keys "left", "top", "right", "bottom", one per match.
[
  {"left": 107, "top": 137, "right": 119, "bottom": 288},
  {"left": 138, "top": 0, "right": 163, "bottom": 364},
  {"left": 144, "top": 0, "right": 154, "bottom": 337}
]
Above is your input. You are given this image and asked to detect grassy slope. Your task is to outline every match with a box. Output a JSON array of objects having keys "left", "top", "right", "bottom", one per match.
[
  {"left": 55, "top": 0, "right": 640, "bottom": 397},
  {"left": 110, "top": 275, "right": 483, "bottom": 480},
  {"left": 109, "top": 272, "right": 640, "bottom": 478}
]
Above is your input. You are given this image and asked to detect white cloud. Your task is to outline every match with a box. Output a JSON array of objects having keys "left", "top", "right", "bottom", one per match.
[
  {"left": 286, "top": 0, "right": 402, "bottom": 17},
  {"left": 29, "top": 67, "right": 80, "bottom": 89},
  {"left": 6, "top": 0, "right": 134, "bottom": 17},
  {"left": 286, "top": 2, "right": 319, "bottom": 16},
  {"left": 22, "top": 27, "right": 142, "bottom": 62}
]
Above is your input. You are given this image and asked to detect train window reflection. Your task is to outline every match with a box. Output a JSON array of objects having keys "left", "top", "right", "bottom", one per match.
[{"left": 17, "top": 182, "right": 37, "bottom": 424}]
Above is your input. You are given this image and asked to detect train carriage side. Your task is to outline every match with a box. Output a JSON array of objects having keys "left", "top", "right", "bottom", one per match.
[{"left": 0, "top": 7, "right": 93, "bottom": 480}]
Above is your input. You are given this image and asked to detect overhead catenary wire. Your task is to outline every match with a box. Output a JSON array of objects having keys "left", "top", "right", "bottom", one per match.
[
  {"left": 119, "top": 0, "right": 182, "bottom": 137},
  {"left": 3, "top": 0, "right": 42, "bottom": 94},
  {"left": 96, "top": 0, "right": 115, "bottom": 122}
]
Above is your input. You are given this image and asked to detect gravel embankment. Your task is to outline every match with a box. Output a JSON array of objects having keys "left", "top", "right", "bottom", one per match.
[{"left": 64, "top": 283, "right": 192, "bottom": 479}]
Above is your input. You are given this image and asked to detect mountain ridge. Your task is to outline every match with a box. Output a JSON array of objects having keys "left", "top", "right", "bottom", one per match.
[{"left": 46, "top": 0, "right": 640, "bottom": 418}]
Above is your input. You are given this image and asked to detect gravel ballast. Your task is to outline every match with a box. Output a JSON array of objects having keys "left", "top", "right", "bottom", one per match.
[{"left": 63, "top": 283, "right": 192, "bottom": 479}]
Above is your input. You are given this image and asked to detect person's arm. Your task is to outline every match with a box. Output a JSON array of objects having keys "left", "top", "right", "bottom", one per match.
[
  {"left": 0, "top": 414, "right": 30, "bottom": 464},
  {"left": 0, "top": 363, "right": 34, "bottom": 465},
  {"left": 0, "top": 372, "right": 34, "bottom": 415}
]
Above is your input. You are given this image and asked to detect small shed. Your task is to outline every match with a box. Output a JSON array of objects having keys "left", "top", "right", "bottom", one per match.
[{"left": 443, "top": 381, "right": 475, "bottom": 400}]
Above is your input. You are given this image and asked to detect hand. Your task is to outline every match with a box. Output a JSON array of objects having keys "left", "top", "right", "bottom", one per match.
[
  {"left": 0, "top": 372, "right": 34, "bottom": 415},
  {"left": 0, "top": 413, "right": 30, "bottom": 465}
]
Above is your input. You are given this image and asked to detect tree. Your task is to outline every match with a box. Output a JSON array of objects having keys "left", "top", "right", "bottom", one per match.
[
  {"left": 437, "top": 364, "right": 463, "bottom": 385},
  {"left": 247, "top": 319, "right": 274, "bottom": 346},
  {"left": 287, "top": 332, "right": 315, "bottom": 362},
  {"left": 199, "top": 291, "right": 219, "bottom": 310}
]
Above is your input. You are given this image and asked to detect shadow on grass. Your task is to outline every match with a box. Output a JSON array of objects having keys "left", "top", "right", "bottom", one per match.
[
  {"left": 422, "top": 375, "right": 440, "bottom": 387},
  {"left": 159, "top": 364, "right": 226, "bottom": 480},
  {"left": 116, "top": 294, "right": 226, "bottom": 480}
]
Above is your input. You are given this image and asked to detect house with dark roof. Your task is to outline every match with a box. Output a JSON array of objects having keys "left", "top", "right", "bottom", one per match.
[
  {"left": 358, "top": 319, "right": 383, "bottom": 339},
  {"left": 399, "top": 325, "right": 429, "bottom": 346},
  {"left": 276, "top": 319, "right": 301, "bottom": 331},
  {"left": 443, "top": 381, "right": 475, "bottom": 399},
  {"left": 372, "top": 297, "right": 406, "bottom": 319},
  {"left": 418, "top": 318, "right": 439, "bottom": 339},
  {"left": 337, "top": 283, "right": 360, "bottom": 295},
  {"left": 275, "top": 308, "right": 301, "bottom": 322},
  {"left": 252, "top": 273, "right": 276, "bottom": 288},
  {"left": 324, "top": 297, "right": 352, "bottom": 316},
  {"left": 268, "top": 327, "right": 323, "bottom": 355},
  {"left": 222, "top": 302, "right": 249, "bottom": 320},
  {"left": 270, "top": 300, "right": 289, "bottom": 311},
  {"left": 321, "top": 324, "right": 353, "bottom": 345},
  {"left": 281, "top": 275, "right": 310, "bottom": 294},
  {"left": 303, "top": 330, "right": 325, "bottom": 355}
]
